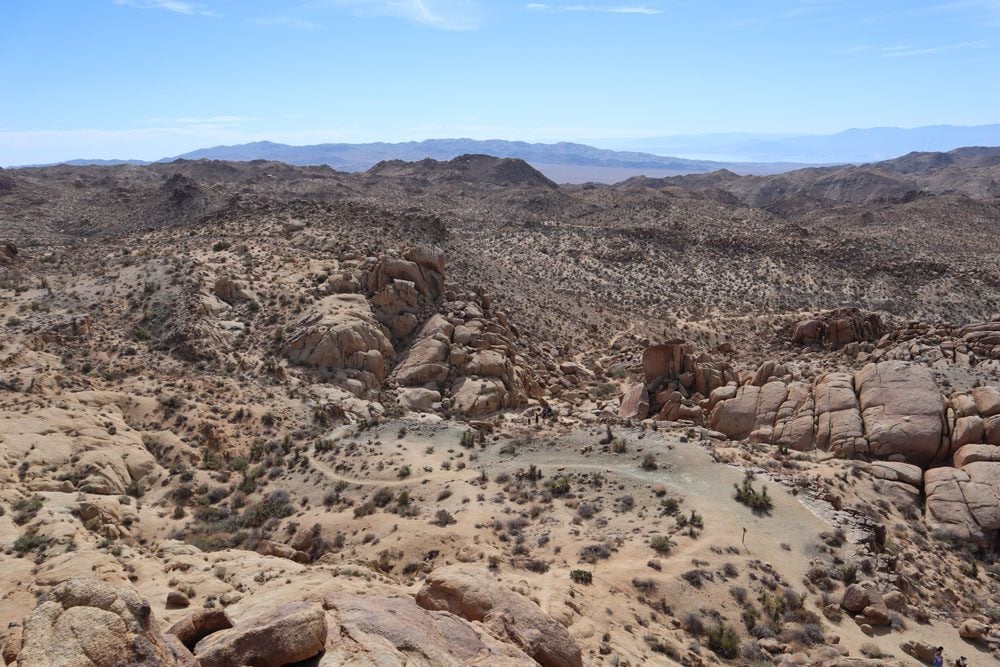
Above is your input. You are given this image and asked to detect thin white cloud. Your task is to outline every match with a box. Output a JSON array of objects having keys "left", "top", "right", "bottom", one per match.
[
  {"left": 525, "top": 3, "right": 661, "bottom": 14},
  {"left": 250, "top": 16, "right": 323, "bottom": 30},
  {"left": 328, "top": 1, "right": 482, "bottom": 30},
  {"left": 113, "top": 0, "right": 216, "bottom": 16},
  {"left": 881, "top": 40, "right": 989, "bottom": 57}
]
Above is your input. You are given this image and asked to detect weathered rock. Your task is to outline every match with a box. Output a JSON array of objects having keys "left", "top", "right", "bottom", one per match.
[
  {"left": 398, "top": 387, "right": 442, "bottom": 412},
  {"left": 814, "top": 372, "right": 867, "bottom": 457},
  {"left": 953, "top": 444, "right": 1000, "bottom": 468},
  {"left": 952, "top": 415, "right": 984, "bottom": 448},
  {"left": 618, "top": 383, "right": 649, "bottom": 420},
  {"left": 771, "top": 381, "right": 815, "bottom": 451},
  {"left": 165, "top": 591, "right": 190, "bottom": 608},
  {"left": 900, "top": 639, "right": 938, "bottom": 662},
  {"left": 924, "top": 462, "right": 1000, "bottom": 542},
  {"left": 971, "top": 386, "right": 1000, "bottom": 417},
  {"left": 323, "top": 594, "right": 535, "bottom": 666},
  {"left": 18, "top": 578, "right": 182, "bottom": 667},
  {"left": 194, "top": 602, "right": 327, "bottom": 667},
  {"left": 450, "top": 377, "right": 507, "bottom": 416},
  {"left": 958, "top": 618, "right": 989, "bottom": 640},
  {"left": 791, "top": 309, "right": 883, "bottom": 348},
  {"left": 214, "top": 276, "right": 257, "bottom": 304},
  {"left": 167, "top": 608, "right": 233, "bottom": 651},
  {"left": 416, "top": 566, "right": 583, "bottom": 667},
  {"left": 855, "top": 361, "right": 947, "bottom": 466},
  {"left": 282, "top": 294, "right": 394, "bottom": 381},
  {"left": 841, "top": 583, "right": 883, "bottom": 614}
]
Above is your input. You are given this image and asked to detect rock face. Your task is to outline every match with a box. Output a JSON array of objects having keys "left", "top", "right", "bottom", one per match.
[
  {"left": 640, "top": 341, "right": 736, "bottom": 425},
  {"left": 924, "top": 462, "right": 1000, "bottom": 543},
  {"left": 814, "top": 373, "right": 867, "bottom": 457},
  {"left": 18, "top": 578, "right": 187, "bottom": 667},
  {"left": 710, "top": 361, "right": 956, "bottom": 466},
  {"left": 194, "top": 602, "right": 327, "bottom": 667},
  {"left": 416, "top": 566, "right": 583, "bottom": 667},
  {"left": 855, "top": 361, "right": 947, "bottom": 467},
  {"left": 324, "top": 594, "right": 535, "bottom": 666},
  {"left": 167, "top": 608, "right": 233, "bottom": 651},
  {"left": 617, "top": 383, "right": 649, "bottom": 420},
  {"left": 282, "top": 294, "right": 394, "bottom": 392},
  {"left": 791, "top": 308, "right": 883, "bottom": 348}
]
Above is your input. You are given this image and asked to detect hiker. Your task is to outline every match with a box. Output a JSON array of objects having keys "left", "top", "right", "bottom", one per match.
[
  {"left": 953, "top": 657, "right": 967, "bottom": 667},
  {"left": 932, "top": 646, "right": 944, "bottom": 667}
]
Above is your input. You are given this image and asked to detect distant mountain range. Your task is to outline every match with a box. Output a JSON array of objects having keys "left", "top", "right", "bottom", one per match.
[
  {"left": 608, "top": 124, "right": 1000, "bottom": 164},
  {"left": 161, "top": 139, "right": 812, "bottom": 181},
  {"left": 22, "top": 124, "right": 1000, "bottom": 184}
]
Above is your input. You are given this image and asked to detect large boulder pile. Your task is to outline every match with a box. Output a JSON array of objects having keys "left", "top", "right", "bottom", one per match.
[
  {"left": 283, "top": 246, "right": 539, "bottom": 416},
  {"left": 704, "top": 356, "right": 1000, "bottom": 543},
  {"left": 16, "top": 578, "right": 192, "bottom": 667},
  {"left": 416, "top": 566, "right": 583, "bottom": 667},
  {"left": 281, "top": 293, "right": 394, "bottom": 395},
  {"left": 791, "top": 308, "right": 884, "bottom": 348},
  {"left": 872, "top": 317, "right": 1000, "bottom": 368},
  {"left": 709, "top": 361, "right": 949, "bottom": 463},
  {"left": 619, "top": 341, "right": 736, "bottom": 423}
]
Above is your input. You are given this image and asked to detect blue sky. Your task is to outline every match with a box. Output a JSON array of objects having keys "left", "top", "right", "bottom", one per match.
[{"left": 2, "top": 0, "right": 999, "bottom": 164}]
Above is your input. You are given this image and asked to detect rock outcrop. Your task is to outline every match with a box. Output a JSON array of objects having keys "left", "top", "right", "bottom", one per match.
[
  {"left": 167, "top": 608, "right": 233, "bottom": 651},
  {"left": 324, "top": 594, "right": 535, "bottom": 665},
  {"left": 18, "top": 578, "right": 189, "bottom": 667},
  {"left": 416, "top": 566, "right": 583, "bottom": 667},
  {"left": 282, "top": 294, "right": 394, "bottom": 393},
  {"left": 791, "top": 309, "right": 884, "bottom": 348},
  {"left": 855, "top": 361, "right": 947, "bottom": 467},
  {"left": 193, "top": 602, "right": 327, "bottom": 667}
]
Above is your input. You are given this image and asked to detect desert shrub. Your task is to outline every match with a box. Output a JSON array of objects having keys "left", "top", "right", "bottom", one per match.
[
  {"left": 734, "top": 477, "right": 773, "bottom": 514},
  {"left": 611, "top": 438, "right": 628, "bottom": 453},
  {"left": 706, "top": 622, "right": 740, "bottom": 659},
  {"left": 579, "top": 543, "right": 613, "bottom": 563},
  {"left": 681, "top": 569, "right": 713, "bottom": 588},
  {"left": 353, "top": 501, "right": 377, "bottom": 519},
  {"left": 650, "top": 535, "right": 674, "bottom": 554},
  {"left": 548, "top": 476, "right": 571, "bottom": 496},
  {"left": 576, "top": 502, "right": 597, "bottom": 519},
  {"left": 371, "top": 487, "right": 394, "bottom": 507},
  {"left": 432, "top": 509, "right": 456, "bottom": 526},
  {"left": 682, "top": 612, "right": 705, "bottom": 636},
  {"left": 570, "top": 569, "right": 593, "bottom": 584},
  {"left": 12, "top": 495, "right": 43, "bottom": 525},
  {"left": 13, "top": 532, "right": 49, "bottom": 554},
  {"left": 631, "top": 577, "right": 657, "bottom": 593},
  {"left": 644, "top": 635, "right": 678, "bottom": 658},
  {"left": 523, "top": 559, "right": 549, "bottom": 573},
  {"left": 640, "top": 454, "right": 657, "bottom": 471},
  {"left": 240, "top": 490, "right": 293, "bottom": 528}
]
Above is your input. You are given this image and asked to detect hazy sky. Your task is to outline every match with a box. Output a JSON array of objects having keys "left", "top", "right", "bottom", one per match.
[{"left": 2, "top": 0, "right": 999, "bottom": 164}]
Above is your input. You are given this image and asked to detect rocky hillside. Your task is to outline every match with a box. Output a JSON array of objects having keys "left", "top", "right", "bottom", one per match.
[{"left": 0, "top": 151, "right": 999, "bottom": 666}]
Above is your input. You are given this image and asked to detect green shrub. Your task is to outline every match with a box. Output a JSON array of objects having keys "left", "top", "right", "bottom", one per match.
[
  {"left": 548, "top": 476, "right": 571, "bottom": 496},
  {"left": 706, "top": 622, "right": 740, "bottom": 659},
  {"left": 650, "top": 535, "right": 674, "bottom": 554},
  {"left": 13, "top": 532, "right": 49, "bottom": 554},
  {"left": 734, "top": 477, "right": 773, "bottom": 514},
  {"left": 570, "top": 569, "right": 593, "bottom": 584}
]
